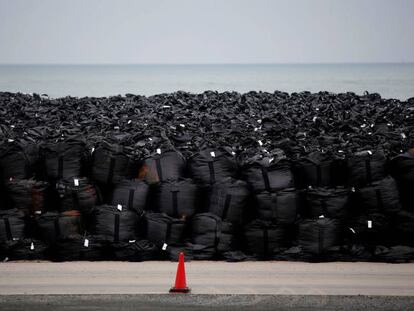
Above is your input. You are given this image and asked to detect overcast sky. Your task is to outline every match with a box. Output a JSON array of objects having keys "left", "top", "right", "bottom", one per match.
[{"left": 0, "top": 0, "right": 413, "bottom": 64}]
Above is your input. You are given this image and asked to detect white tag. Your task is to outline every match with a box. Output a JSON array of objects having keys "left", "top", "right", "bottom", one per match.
[
  {"left": 257, "top": 119, "right": 262, "bottom": 124},
  {"left": 254, "top": 127, "right": 258, "bottom": 132},
  {"left": 162, "top": 105, "right": 171, "bottom": 108},
  {"left": 84, "top": 239, "right": 89, "bottom": 247},
  {"left": 312, "top": 116, "right": 317, "bottom": 122},
  {"left": 30, "top": 242, "right": 34, "bottom": 250},
  {"left": 269, "top": 157, "right": 274, "bottom": 164},
  {"left": 156, "top": 148, "right": 161, "bottom": 154},
  {"left": 351, "top": 187, "right": 356, "bottom": 192},
  {"left": 127, "top": 120, "right": 132, "bottom": 124},
  {"left": 179, "top": 124, "right": 185, "bottom": 128},
  {"left": 350, "top": 228, "right": 356, "bottom": 234},
  {"left": 210, "top": 151, "right": 216, "bottom": 158},
  {"left": 367, "top": 150, "right": 372, "bottom": 155},
  {"left": 319, "top": 215, "right": 325, "bottom": 219},
  {"left": 162, "top": 243, "right": 168, "bottom": 250},
  {"left": 9, "top": 177, "right": 13, "bottom": 181},
  {"left": 129, "top": 240, "right": 136, "bottom": 243},
  {"left": 7, "top": 139, "right": 14, "bottom": 143},
  {"left": 258, "top": 140, "right": 263, "bottom": 146},
  {"left": 74, "top": 178, "right": 79, "bottom": 186},
  {"left": 114, "top": 126, "right": 120, "bottom": 130},
  {"left": 117, "top": 204, "right": 123, "bottom": 211},
  {"left": 367, "top": 220, "right": 372, "bottom": 228},
  {"left": 401, "top": 133, "right": 406, "bottom": 139},
  {"left": 10, "top": 125, "right": 15, "bottom": 128},
  {"left": 148, "top": 138, "right": 153, "bottom": 141},
  {"left": 231, "top": 151, "right": 236, "bottom": 156},
  {"left": 360, "top": 124, "right": 366, "bottom": 128},
  {"left": 34, "top": 211, "right": 42, "bottom": 215},
  {"left": 91, "top": 147, "right": 95, "bottom": 153}
]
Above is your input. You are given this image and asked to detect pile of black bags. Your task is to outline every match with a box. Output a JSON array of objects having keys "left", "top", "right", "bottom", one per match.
[{"left": 0, "top": 90, "right": 414, "bottom": 262}]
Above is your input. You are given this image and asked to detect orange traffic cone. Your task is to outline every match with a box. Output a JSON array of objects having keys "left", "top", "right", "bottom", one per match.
[{"left": 169, "top": 252, "right": 191, "bottom": 293}]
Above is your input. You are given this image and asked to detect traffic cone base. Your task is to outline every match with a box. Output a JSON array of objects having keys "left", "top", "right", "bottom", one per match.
[
  {"left": 169, "top": 252, "right": 191, "bottom": 294},
  {"left": 169, "top": 287, "right": 191, "bottom": 293}
]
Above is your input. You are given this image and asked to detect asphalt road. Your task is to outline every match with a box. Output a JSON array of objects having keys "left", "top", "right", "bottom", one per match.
[{"left": 1, "top": 261, "right": 414, "bottom": 310}]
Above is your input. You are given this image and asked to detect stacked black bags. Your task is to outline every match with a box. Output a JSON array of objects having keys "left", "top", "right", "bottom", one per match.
[
  {"left": 0, "top": 141, "right": 37, "bottom": 183},
  {"left": 55, "top": 177, "right": 98, "bottom": 213}
]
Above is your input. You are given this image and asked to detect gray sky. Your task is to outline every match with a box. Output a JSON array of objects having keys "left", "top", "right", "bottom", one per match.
[{"left": 0, "top": 0, "right": 413, "bottom": 64}]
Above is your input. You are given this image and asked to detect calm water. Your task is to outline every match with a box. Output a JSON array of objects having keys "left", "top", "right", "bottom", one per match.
[{"left": 0, "top": 64, "right": 413, "bottom": 100}]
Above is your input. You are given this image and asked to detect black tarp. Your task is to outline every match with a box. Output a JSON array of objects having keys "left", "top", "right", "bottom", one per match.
[{"left": 111, "top": 179, "right": 149, "bottom": 214}]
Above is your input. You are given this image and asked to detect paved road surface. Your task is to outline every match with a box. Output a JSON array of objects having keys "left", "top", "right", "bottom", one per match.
[{"left": 0, "top": 261, "right": 413, "bottom": 296}]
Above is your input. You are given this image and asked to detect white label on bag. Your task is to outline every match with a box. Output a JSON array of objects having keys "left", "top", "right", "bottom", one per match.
[
  {"left": 231, "top": 151, "right": 236, "bottom": 156},
  {"left": 350, "top": 228, "right": 356, "bottom": 234},
  {"left": 162, "top": 105, "right": 171, "bottom": 108},
  {"left": 7, "top": 139, "right": 14, "bottom": 143},
  {"left": 84, "top": 239, "right": 89, "bottom": 247},
  {"left": 401, "top": 133, "right": 406, "bottom": 139},
  {"left": 35, "top": 211, "right": 42, "bottom": 215},
  {"left": 179, "top": 123, "right": 185, "bottom": 128},
  {"left": 156, "top": 148, "right": 161, "bottom": 154},
  {"left": 91, "top": 147, "right": 95, "bottom": 153},
  {"left": 269, "top": 157, "right": 274, "bottom": 164},
  {"left": 319, "top": 215, "right": 325, "bottom": 219},
  {"left": 367, "top": 150, "right": 372, "bottom": 155},
  {"left": 312, "top": 117, "right": 317, "bottom": 122},
  {"left": 74, "top": 178, "right": 79, "bottom": 186},
  {"left": 367, "top": 220, "right": 372, "bottom": 228},
  {"left": 258, "top": 140, "right": 263, "bottom": 146},
  {"left": 162, "top": 243, "right": 168, "bottom": 250},
  {"left": 210, "top": 151, "right": 216, "bottom": 158},
  {"left": 257, "top": 119, "right": 262, "bottom": 124},
  {"left": 128, "top": 120, "right": 132, "bottom": 124},
  {"left": 129, "top": 240, "right": 136, "bottom": 243},
  {"left": 117, "top": 204, "right": 123, "bottom": 211},
  {"left": 30, "top": 242, "right": 34, "bottom": 250}
]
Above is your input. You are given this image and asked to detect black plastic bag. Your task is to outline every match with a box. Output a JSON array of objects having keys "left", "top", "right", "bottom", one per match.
[
  {"left": 243, "top": 157, "right": 294, "bottom": 193},
  {"left": 347, "top": 213, "right": 390, "bottom": 247},
  {"left": 244, "top": 219, "right": 289, "bottom": 259},
  {"left": 90, "top": 205, "right": 140, "bottom": 242},
  {"left": 390, "top": 152, "right": 414, "bottom": 212},
  {"left": 294, "top": 152, "right": 346, "bottom": 188},
  {"left": 190, "top": 213, "right": 234, "bottom": 259},
  {"left": 35, "top": 210, "right": 83, "bottom": 245},
  {"left": 0, "top": 141, "right": 37, "bottom": 183},
  {"left": 207, "top": 177, "right": 250, "bottom": 226},
  {"left": 91, "top": 141, "right": 138, "bottom": 185},
  {"left": 2, "top": 239, "right": 48, "bottom": 261},
  {"left": 304, "top": 187, "right": 350, "bottom": 219},
  {"left": 188, "top": 148, "right": 238, "bottom": 186},
  {"left": 255, "top": 188, "right": 299, "bottom": 224},
  {"left": 110, "top": 239, "right": 158, "bottom": 261},
  {"left": 144, "top": 212, "right": 186, "bottom": 248},
  {"left": 111, "top": 179, "right": 149, "bottom": 214},
  {"left": 297, "top": 218, "right": 342, "bottom": 256},
  {"left": 55, "top": 177, "right": 98, "bottom": 213},
  {"left": 156, "top": 178, "right": 197, "bottom": 219},
  {"left": 347, "top": 150, "right": 387, "bottom": 186},
  {"left": 52, "top": 235, "right": 108, "bottom": 261},
  {"left": 141, "top": 149, "right": 186, "bottom": 184},
  {"left": 356, "top": 176, "right": 401, "bottom": 214},
  {"left": 40, "top": 139, "right": 86, "bottom": 180},
  {"left": 0, "top": 209, "right": 25, "bottom": 242},
  {"left": 6, "top": 179, "right": 48, "bottom": 215}
]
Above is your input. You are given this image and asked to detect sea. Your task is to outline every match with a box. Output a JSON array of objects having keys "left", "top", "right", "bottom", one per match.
[{"left": 0, "top": 63, "right": 413, "bottom": 100}]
